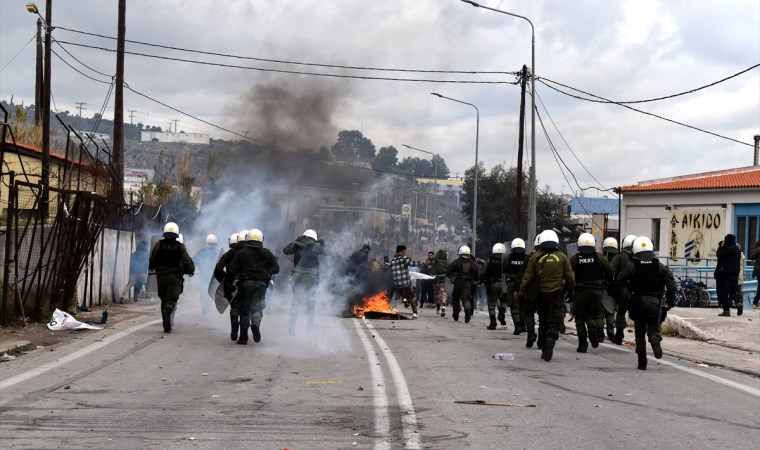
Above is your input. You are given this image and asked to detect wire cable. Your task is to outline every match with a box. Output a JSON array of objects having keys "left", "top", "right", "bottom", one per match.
[
  {"left": 57, "top": 40, "right": 517, "bottom": 85},
  {"left": 0, "top": 33, "right": 36, "bottom": 73},
  {"left": 51, "top": 47, "right": 112, "bottom": 85},
  {"left": 53, "top": 37, "right": 113, "bottom": 78},
  {"left": 541, "top": 64, "right": 759, "bottom": 105},
  {"left": 538, "top": 78, "right": 753, "bottom": 147},
  {"left": 56, "top": 26, "right": 517, "bottom": 76},
  {"left": 535, "top": 88, "right": 609, "bottom": 192}
]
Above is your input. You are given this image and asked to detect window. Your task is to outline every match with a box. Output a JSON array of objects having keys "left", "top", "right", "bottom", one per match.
[
  {"left": 651, "top": 218, "right": 661, "bottom": 251},
  {"left": 321, "top": 196, "right": 329, "bottom": 205}
]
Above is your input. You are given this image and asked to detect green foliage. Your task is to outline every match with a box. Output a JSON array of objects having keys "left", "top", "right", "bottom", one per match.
[
  {"left": 372, "top": 146, "right": 399, "bottom": 172},
  {"left": 460, "top": 163, "right": 569, "bottom": 252},
  {"left": 330, "top": 130, "right": 376, "bottom": 161}
]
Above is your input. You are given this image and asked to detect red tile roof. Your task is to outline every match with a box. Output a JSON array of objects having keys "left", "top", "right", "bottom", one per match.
[{"left": 616, "top": 166, "right": 760, "bottom": 193}]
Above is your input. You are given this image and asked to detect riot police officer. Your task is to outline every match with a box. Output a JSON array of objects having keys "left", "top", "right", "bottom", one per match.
[{"left": 149, "top": 222, "right": 195, "bottom": 333}]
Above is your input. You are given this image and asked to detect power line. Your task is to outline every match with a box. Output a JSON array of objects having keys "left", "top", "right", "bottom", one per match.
[
  {"left": 541, "top": 64, "right": 759, "bottom": 105},
  {"left": 50, "top": 47, "right": 112, "bottom": 84},
  {"left": 58, "top": 40, "right": 517, "bottom": 85},
  {"left": 0, "top": 33, "right": 35, "bottom": 73},
  {"left": 537, "top": 78, "right": 753, "bottom": 147},
  {"left": 535, "top": 88, "right": 609, "bottom": 192},
  {"left": 56, "top": 26, "right": 516, "bottom": 76}
]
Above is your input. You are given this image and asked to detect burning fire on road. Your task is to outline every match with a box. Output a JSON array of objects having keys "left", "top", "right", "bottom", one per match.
[{"left": 353, "top": 291, "right": 409, "bottom": 320}]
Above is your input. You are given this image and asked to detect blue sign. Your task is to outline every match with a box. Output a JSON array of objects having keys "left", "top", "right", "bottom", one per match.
[{"left": 571, "top": 197, "right": 619, "bottom": 214}]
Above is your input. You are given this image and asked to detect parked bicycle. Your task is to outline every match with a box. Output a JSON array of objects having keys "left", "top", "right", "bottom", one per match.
[{"left": 675, "top": 277, "right": 710, "bottom": 307}]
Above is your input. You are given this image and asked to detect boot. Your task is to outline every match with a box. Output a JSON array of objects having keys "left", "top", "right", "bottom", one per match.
[
  {"left": 251, "top": 324, "right": 261, "bottom": 343},
  {"left": 526, "top": 331, "right": 537, "bottom": 348},
  {"left": 464, "top": 310, "right": 472, "bottom": 323},
  {"left": 230, "top": 315, "right": 239, "bottom": 341},
  {"left": 597, "top": 328, "right": 605, "bottom": 343},
  {"left": 588, "top": 327, "right": 599, "bottom": 349},
  {"left": 607, "top": 327, "right": 615, "bottom": 342},
  {"left": 613, "top": 329, "right": 624, "bottom": 345},
  {"left": 453, "top": 310, "right": 459, "bottom": 322},
  {"left": 440, "top": 305, "right": 446, "bottom": 317},
  {"left": 541, "top": 338, "right": 556, "bottom": 361},
  {"left": 161, "top": 310, "right": 172, "bottom": 333},
  {"left": 497, "top": 307, "right": 507, "bottom": 326},
  {"left": 637, "top": 350, "right": 647, "bottom": 370},
  {"left": 486, "top": 316, "right": 497, "bottom": 330},
  {"left": 236, "top": 324, "right": 248, "bottom": 345},
  {"left": 650, "top": 335, "right": 663, "bottom": 359},
  {"left": 577, "top": 336, "right": 588, "bottom": 353}
]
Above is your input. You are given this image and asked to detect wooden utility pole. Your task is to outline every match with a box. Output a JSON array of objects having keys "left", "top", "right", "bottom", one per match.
[
  {"left": 34, "top": 18, "right": 43, "bottom": 126},
  {"left": 41, "top": 0, "right": 52, "bottom": 217},
  {"left": 514, "top": 65, "right": 527, "bottom": 237},
  {"left": 112, "top": 0, "right": 126, "bottom": 200}
]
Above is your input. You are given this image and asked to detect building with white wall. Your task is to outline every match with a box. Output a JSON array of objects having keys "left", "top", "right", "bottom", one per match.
[
  {"left": 140, "top": 131, "right": 210, "bottom": 145},
  {"left": 615, "top": 166, "right": 760, "bottom": 266}
]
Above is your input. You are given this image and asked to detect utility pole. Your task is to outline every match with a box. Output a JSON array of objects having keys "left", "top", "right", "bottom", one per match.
[
  {"left": 128, "top": 109, "right": 137, "bottom": 125},
  {"left": 34, "top": 18, "right": 43, "bottom": 127},
  {"left": 515, "top": 65, "right": 527, "bottom": 237},
  {"left": 112, "top": 0, "right": 126, "bottom": 199},
  {"left": 41, "top": 0, "right": 52, "bottom": 217},
  {"left": 75, "top": 101, "right": 87, "bottom": 131},
  {"left": 172, "top": 119, "right": 179, "bottom": 133}
]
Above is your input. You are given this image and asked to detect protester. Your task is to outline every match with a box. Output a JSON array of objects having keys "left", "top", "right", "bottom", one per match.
[
  {"left": 715, "top": 234, "right": 742, "bottom": 316},
  {"left": 389, "top": 245, "right": 422, "bottom": 319},
  {"left": 119, "top": 240, "right": 149, "bottom": 304}
]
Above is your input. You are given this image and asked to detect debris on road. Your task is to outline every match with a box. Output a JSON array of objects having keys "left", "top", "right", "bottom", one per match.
[
  {"left": 47, "top": 309, "right": 103, "bottom": 331},
  {"left": 454, "top": 400, "right": 536, "bottom": 408},
  {"left": 0, "top": 353, "right": 16, "bottom": 361}
]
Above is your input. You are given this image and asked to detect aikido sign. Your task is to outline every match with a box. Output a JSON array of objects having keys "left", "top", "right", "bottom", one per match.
[{"left": 668, "top": 209, "right": 724, "bottom": 265}]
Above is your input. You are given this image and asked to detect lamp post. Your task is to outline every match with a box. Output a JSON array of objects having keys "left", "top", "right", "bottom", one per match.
[
  {"left": 26, "top": 1, "right": 51, "bottom": 217},
  {"left": 430, "top": 92, "right": 479, "bottom": 257},
  {"left": 402, "top": 144, "right": 438, "bottom": 246},
  {"left": 461, "top": 0, "right": 537, "bottom": 245}
]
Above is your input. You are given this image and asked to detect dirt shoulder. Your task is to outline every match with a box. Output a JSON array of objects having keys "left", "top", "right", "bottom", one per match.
[{"left": 0, "top": 303, "right": 153, "bottom": 355}]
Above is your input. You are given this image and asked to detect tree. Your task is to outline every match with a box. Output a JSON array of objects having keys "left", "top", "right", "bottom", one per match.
[
  {"left": 460, "top": 163, "right": 568, "bottom": 253},
  {"left": 330, "top": 130, "right": 376, "bottom": 162},
  {"left": 372, "top": 145, "right": 398, "bottom": 172},
  {"left": 432, "top": 154, "right": 451, "bottom": 179}
]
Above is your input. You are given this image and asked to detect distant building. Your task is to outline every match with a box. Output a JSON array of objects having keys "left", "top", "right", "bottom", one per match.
[
  {"left": 140, "top": 131, "right": 209, "bottom": 145},
  {"left": 123, "top": 168, "right": 155, "bottom": 195}
]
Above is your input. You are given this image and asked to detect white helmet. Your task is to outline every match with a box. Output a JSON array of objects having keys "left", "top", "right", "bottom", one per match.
[
  {"left": 229, "top": 233, "right": 239, "bottom": 246},
  {"left": 538, "top": 230, "right": 559, "bottom": 249},
  {"left": 602, "top": 237, "right": 618, "bottom": 253},
  {"left": 248, "top": 228, "right": 263, "bottom": 243},
  {"left": 303, "top": 229, "right": 318, "bottom": 241},
  {"left": 622, "top": 234, "right": 637, "bottom": 250},
  {"left": 632, "top": 236, "right": 655, "bottom": 261},
  {"left": 177, "top": 233, "right": 184, "bottom": 245},
  {"left": 163, "top": 222, "right": 179, "bottom": 237},
  {"left": 239, "top": 229, "right": 250, "bottom": 242},
  {"left": 533, "top": 234, "right": 541, "bottom": 248},
  {"left": 492, "top": 243, "right": 506, "bottom": 254},
  {"left": 577, "top": 233, "right": 596, "bottom": 253},
  {"left": 205, "top": 234, "right": 218, "bottom": 246},
  {"left": 511, "top": 238, "right": 526, "bottom": 253},
  {"left": 458, "top": 245, "right": 471, "bottom": 256}
]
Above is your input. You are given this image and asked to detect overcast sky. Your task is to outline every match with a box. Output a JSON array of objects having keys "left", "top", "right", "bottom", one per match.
[{"left": 1, "top": 0, "right": 758, "bottom": 195}]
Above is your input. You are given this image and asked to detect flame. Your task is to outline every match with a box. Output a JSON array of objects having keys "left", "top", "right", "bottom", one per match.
[{"left": 353, "top": 290, "right": 396, "bottom": 318}]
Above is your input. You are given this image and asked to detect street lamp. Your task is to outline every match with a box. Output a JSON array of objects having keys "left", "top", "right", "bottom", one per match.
[
  {"left": 402, "top": 144, "right": 438, "bottom": 245},
  {"left": 460, "top": 0, "right": 537, "bottom": 245},
  {"left": 430, "top": 92, "right": 479, "bottom": 257}
]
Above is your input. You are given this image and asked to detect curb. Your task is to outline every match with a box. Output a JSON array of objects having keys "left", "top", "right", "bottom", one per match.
[{"left": 0, "top": 340, "right": 33, "bottom": 356}]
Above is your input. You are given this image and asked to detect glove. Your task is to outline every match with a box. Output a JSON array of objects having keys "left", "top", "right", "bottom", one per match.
[
  {"left": 317, "top": 238, "right": 325, "bottom": 245},
  {"left": 565, "top": 292, "right": 574, "bottom": 304}
]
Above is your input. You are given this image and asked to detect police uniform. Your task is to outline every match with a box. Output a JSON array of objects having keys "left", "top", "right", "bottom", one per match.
[
  {"left": 518, "top": 250, "right": 541, "bottom": 347},
  {"left": 570, "top": 250, "right": 614, "bottom": 352},
  {"left": 504, "top": 251, "right": 527, "bottom": 334},
  {"left": 283, "top": 234, "right": 326, "bottom": 335},
  {"left": 519, "top": 247, "right": 575, "bottom": 362},
  {"left": 149, "top": 237, "right": 195, "bottom": 333},
  {"left": 446, "top": 255, "right": 478, "bottom": 322},
  {"left": 610, "top": 250, "right": 634, "bottom": 344},
  {"left": 229, "top": 240, "right": 279, "bottom": 345},
  {"left": 479, "top": 254, "right": 506, "bottom": 330},
  {"left": 214, "top": 242, "right": 243, "bottom": 341},
  {"left": 624, "top": 255, "right": 676, "bottom": 369}
]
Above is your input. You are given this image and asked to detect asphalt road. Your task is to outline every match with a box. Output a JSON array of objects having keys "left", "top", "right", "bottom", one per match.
[{"left": 1, "top": 302, "right": 759, "bottom": 449}]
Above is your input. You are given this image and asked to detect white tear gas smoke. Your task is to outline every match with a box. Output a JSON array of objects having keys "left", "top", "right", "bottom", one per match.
[{"left": 171, "top": 166, "right": 421, "bottom": 358}]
